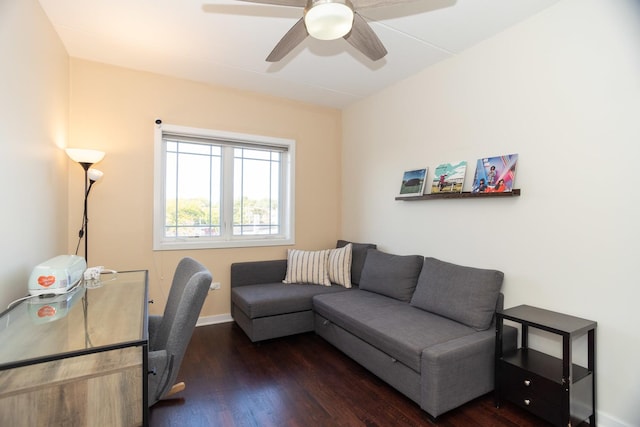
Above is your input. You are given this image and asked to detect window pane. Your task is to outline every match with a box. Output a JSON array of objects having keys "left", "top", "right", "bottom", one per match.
[
  {"left": 241, "top": 149, "right": 272, "bottom": 161},
  {"left": 165, "top": 141, "right": 221, "bottom": 237},
  {"left": 233, "top": 148, "right": 280, "bottom": 236},
  {"left": 271, "top": 159, "right": 280, "bottom": 225}
]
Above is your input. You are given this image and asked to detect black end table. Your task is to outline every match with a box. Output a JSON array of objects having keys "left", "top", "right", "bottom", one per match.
[{"left": 495, "top": 304, "right": 596, "bottom": 426}]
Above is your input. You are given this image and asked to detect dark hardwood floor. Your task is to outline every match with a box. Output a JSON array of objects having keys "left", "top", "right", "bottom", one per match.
[{"left": 149, "top": 322, "right": 557, "bottom": 427}]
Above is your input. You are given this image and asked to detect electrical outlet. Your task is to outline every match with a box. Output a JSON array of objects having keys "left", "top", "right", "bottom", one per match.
[{"left": 210, "top": 282, "right": 221, "bottom": 290}]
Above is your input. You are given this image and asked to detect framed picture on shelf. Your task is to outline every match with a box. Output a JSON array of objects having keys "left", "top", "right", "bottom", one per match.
[
  {"left": 398, "top": 168, "right": 428, "bottom": 197},
  {"left": 431, "top": 161, "right": 467, "bottom": 193},
  {"left": 472, "top": 154, "right": 518, "bottom": 193}
]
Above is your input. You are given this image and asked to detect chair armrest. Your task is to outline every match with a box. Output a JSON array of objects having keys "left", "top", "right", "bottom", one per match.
[
  {"left": 148, "top": 349, "right": 168, "bottom": 373},
  {"left": 230, "top": 260, "right": 288, "bottom": 287},
  {"left": 148, "top": 315, "right": 162, "bottom": 348}
]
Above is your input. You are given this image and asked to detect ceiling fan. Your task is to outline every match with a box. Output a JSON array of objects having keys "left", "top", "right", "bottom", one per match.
[{"left": 237, "top": 0, "right": 398, "bottom": 62}]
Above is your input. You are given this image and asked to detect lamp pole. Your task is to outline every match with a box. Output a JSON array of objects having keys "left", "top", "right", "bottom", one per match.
[
  {"left": 79, "top": 162, "right": 92, "bottom": 264},
  {"left": 66, "top": 148, "right": 105, "bottom": 266}
]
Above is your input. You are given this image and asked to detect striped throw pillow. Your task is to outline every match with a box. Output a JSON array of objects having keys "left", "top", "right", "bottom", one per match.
[
  {"left": 328, "top": 243, "right": 352, "bottom": 288},
  {"left": 283, "top": 249, "right": 331, "bottom": 286}
]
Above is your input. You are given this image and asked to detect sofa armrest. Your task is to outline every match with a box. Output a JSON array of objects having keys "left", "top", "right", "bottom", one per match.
[
  {"left": 420, "top": 325, "right": 517, "bottom": 417},
  {"left": 231, "top": 260, "right": 288, "bottom": 288}
]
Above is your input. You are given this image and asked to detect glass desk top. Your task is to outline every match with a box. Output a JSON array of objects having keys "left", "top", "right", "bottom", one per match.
[{"left": 0, "top": 270, "right": 148, "bottom": 370}]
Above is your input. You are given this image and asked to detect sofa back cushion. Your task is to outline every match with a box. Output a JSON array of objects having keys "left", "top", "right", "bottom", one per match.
[
  {"left": 358, "top": 249, "right": 424, "bottom": 302},
  {"left": 410, "top": 257, "right": 504, "bottom": 331},
  {"left": 336, "top": 240, "right": 377, "bottom": 285}
]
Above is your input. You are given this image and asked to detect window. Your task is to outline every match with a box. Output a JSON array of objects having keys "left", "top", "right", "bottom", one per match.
[{"left": 154, "top": 124, "right": 295, "bottom": 250}]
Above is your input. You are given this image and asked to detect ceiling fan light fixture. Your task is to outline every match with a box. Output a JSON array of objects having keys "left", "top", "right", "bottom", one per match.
[{"left": 304, "top": 0, "right": 354, "bottom": 41}]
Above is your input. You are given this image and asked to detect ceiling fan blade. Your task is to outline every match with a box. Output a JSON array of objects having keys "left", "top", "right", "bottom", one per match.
[
  {"left": 352, "top": 0, "right": 416, "bottom": 9},
  {"left": 236, "top": 0, "right": 306, "bottom": 7},
  {"left": 266, "top": 17, "right": 309, "bottom": 62},
  {"left": 344, "top": 13, "right": 387, "bottom": 61}
]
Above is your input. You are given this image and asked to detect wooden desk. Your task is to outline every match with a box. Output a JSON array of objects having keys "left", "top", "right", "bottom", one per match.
[{"left": 0, "top": 270, "right": 149, "bottom": 427}]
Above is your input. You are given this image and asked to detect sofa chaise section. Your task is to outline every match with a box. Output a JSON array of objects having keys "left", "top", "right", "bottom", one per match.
[
  {"left": 231, "top": 259, "right": 350, "bottom": 342},
  {"left": 230, "top": 241, "right": 376, "bottom": 342}
]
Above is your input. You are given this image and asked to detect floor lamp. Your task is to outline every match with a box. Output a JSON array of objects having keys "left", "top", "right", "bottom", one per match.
[{"left": 66, "top": 148, "right": 105, "bottom": 264}]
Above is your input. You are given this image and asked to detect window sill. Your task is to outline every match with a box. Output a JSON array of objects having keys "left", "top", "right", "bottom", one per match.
[{"left": 153, "top": 237, "right": 295, "bottom": 251}]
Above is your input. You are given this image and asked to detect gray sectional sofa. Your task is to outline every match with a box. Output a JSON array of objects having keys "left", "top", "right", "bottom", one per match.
[{"left": 230, "top": 241, "right": 516, "bottom": 418}]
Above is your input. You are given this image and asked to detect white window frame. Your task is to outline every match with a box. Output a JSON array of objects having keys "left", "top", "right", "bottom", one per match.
[{"left": 153, "top": 123, "right": 295, "bottom": 250}]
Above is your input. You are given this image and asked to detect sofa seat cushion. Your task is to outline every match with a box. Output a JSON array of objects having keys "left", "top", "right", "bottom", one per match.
[
  {"left": 313, "top": 290, "right": 476, "bottom": 372},
  {"left": 232, "top": 283, "right": 350, "bottom": 319}
]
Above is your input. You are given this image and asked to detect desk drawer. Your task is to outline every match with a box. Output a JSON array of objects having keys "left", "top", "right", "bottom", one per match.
[{"left": 498, "top": 361, "right": 563, "bottom": 425}]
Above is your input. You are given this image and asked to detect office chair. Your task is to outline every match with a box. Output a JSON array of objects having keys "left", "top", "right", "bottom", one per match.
[{"left": 148, "top": 257, "right": 212, "bottom": 406}]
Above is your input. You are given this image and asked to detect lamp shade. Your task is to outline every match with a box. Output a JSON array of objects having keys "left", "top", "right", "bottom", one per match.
[
  {"left": 87, "top": 168, "right": 104, "bottom": 182},
  {"left": 304, "top": 0, "right": 354, "bottom": 41},
  {"left": 66, "top": 148, "right": 105, "bottom": 165}
]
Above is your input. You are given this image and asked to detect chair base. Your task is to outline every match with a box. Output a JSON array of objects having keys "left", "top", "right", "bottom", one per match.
[{"left": 164, "top": 382, "right": 185, "bottom": 398}]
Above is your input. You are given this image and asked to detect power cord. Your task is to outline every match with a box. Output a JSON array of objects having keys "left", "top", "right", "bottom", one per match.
[
  {"left": 7, "top": 267, "right": 118, "bottom": 309},
  {"left": 6, "top": 294, "right": 40, "bottom": 310},
  {"left": 6, "top": 280, "right": 83, "bottom": 310}
]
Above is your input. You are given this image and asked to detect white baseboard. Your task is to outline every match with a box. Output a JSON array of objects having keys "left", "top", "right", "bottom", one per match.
[
  {"left": 196, "top": 313, "right": 233, "bottom": 327},
  {"left": 596, "top": 411, "right": 630, "bottom": 427}
]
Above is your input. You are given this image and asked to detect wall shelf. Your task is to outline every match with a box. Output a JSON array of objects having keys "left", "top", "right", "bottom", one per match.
[{"left": 395, "top": 189, "right": 521, "bottom": 201}]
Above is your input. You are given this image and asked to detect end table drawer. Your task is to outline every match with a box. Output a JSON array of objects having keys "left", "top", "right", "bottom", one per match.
[
  {"left": 498, "top": 361, "right": 562, "bottom": 398},
  {"left": 506, "top": 390, "right": 562, "bottom": 426},
  {"left": 498, "top": 361, "right": 563, "bottom": 425}
]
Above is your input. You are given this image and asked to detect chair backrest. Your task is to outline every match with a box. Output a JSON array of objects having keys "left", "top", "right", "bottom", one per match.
[{"left": 151, "top": 256, "right": 212, "bottom": 357}]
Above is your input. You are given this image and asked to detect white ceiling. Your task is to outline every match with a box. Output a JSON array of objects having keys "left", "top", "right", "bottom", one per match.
[{"left": 38, "top": 0, "right": 559, "bottom": 109}]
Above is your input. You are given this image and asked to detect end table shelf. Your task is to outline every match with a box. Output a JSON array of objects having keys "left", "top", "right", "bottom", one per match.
[
  {"left": 495, "top": 305, "right": 597, "bottom": 427},
  {"left": 501, "top": 348, "right": 591, "bottom": 384},
  {"left": 395, "top": 189, "right": 520, "bottom": 201}
]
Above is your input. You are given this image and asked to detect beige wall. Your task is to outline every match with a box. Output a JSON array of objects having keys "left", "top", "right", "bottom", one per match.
[
  {"left": 68, "top": 59, "right": 342, "bottom": 318},
  {"left": 342, "top": 0, "right": 640, "bottom": 425},
  {"left": 0, "top": 0, "right": 70, "bottom": 309}
]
